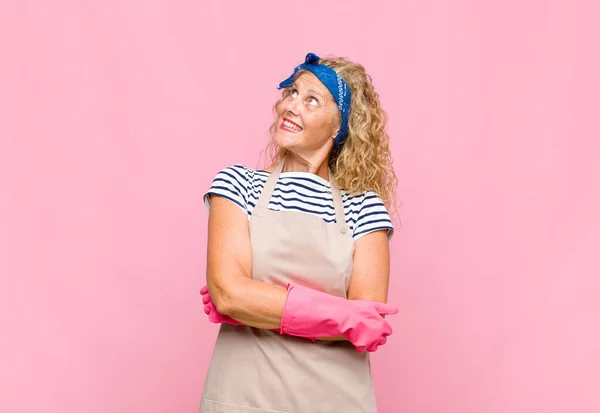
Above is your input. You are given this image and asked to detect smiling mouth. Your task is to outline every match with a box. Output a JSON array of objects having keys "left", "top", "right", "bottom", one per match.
[{"left": 281, "top": 119, "right": 303, "bottom": 132}]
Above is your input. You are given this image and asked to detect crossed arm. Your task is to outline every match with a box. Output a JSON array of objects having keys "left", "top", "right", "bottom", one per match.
[{"left": 205, "top": 195, "right": 392, "bottom": 336}]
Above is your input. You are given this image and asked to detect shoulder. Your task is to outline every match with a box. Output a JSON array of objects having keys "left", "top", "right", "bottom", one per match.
[
  {"left": 211, "top": 164, "right": 252, "bottom": 183},
  {"left": 203, "top": 164, "right": 260, "bottom": 214},
  {"left": 343, "top": 189, "right": 395, "bottom": 240}
]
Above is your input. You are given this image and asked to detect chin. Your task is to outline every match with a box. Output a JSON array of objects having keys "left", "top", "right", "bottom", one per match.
[{"left": 273, "top": 131, "right": 302, "bottom": 151}]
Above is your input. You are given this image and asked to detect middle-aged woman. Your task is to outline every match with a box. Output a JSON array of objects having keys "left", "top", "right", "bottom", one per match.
[{"left": 198, "top": 52, "right": 400, "bottom": 413}]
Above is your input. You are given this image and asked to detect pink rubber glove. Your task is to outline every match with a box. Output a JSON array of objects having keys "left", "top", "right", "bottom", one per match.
[
  {"left": 200, "top": 285, "right": 244, "bottom": 326},
  {"left": 199, "top": 284, "right": 398, "bottom": 352},
  {"left": 280, "top": 284, "right": 398, "bottom": 352}
]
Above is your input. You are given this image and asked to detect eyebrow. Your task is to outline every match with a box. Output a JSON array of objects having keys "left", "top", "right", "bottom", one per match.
[
  {"left": 292, "top": 83, "right": 326, "bottom": 99},
  {"left": 307, "top": 88, "right": 325, "bottom": 99}
]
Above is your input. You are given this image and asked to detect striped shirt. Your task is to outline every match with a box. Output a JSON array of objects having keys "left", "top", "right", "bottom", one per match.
[{"left": 204, "top": 164, "right": 394, "bottom": 240}]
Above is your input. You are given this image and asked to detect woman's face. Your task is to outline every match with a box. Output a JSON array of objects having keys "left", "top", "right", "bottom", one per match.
[{"left": 273, "top": 72, "right": 341, "bottom": 157}]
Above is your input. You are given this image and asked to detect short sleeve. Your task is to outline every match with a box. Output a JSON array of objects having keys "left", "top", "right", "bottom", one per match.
[
  {"left": 203, "top": 165, "right": 249, "bottom": 215},
  {"left": 352, "top": 192, "right": 395, "bottom": 240}
]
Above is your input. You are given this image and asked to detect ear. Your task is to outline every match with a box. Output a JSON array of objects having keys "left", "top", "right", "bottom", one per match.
[{"left": 331, "top": 113, "right": 342, "bottom": 140}]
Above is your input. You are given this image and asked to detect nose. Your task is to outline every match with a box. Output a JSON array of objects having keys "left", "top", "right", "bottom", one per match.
[{"left": 283, "top": 95, "right": 300, "bottom": 115}]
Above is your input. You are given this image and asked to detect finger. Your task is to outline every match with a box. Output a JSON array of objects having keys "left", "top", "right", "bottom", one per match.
[
  {"left": 202, "top": 294, "right": 211, "bottom": 304},
  {"left": 372, "top": 302, "right": 399, "bottom": 315},
  {"left": 382, "top": 322, "right": 393, "bottom": 336},
  {"left": 368, "top": 335, "right": 389, "bottom": 352},
  {"left": 204, "top": 304, "right": 212, "bottom": 315},
  {"left": 356, "top": 345, "right": 367, "bottom": 353},
  {"left": 200, "top": 285, "right": 208, "bottom": 295}
]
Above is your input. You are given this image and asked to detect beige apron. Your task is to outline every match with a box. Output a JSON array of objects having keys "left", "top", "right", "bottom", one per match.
[{"left": 200, "top": 158, "right": 377, "bottom": 413}]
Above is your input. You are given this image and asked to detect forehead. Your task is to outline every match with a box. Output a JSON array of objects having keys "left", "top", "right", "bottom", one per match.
[{"left": 293, "top": 72, "right": 334, "bottom": 101}]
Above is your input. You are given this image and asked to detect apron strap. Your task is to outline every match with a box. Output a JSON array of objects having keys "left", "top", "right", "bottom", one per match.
[
  {"left": 255, "top": 157, "right": 285, "bottom": 210},
  {"left": 256, "top": 156, "right": 348, "bottom": 235},
  {"left": 330, "top": 177, "right": 348, "bottom": 235}
]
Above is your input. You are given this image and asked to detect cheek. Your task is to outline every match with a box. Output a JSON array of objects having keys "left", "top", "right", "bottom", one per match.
[
  {"left": 316, "top": 112, "right": 338, "bottom": 134},
  {"left": 302, "top": 115, "right": 333, "bottom": 141},
  {"left": 275, "top": 101, "right": 285, "bottom": 116}
]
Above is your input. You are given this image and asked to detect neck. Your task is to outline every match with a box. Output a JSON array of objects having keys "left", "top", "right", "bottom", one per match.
[{"left": 280, "top": 152, "right": 330, "bottom": 181}]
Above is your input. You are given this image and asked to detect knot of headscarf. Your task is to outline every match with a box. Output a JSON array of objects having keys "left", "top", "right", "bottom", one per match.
[{"left": 278, "top": 52, "right": 352, "bottom": 148}]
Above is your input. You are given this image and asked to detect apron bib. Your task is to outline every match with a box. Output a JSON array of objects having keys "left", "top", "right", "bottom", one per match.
[{"left": 200, "top": 158, "right": 377, "bottom": 413}]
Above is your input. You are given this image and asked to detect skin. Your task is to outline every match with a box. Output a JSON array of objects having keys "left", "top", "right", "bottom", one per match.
[
  {"left": 206, "top": 72, "right": 391, "bottom": 339},
  {"left": 272, "top": 72, "right": 340, "bottom": 178}
]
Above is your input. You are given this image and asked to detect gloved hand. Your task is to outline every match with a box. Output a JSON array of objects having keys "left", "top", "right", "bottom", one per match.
[
  {"left": 200, "top": 285, "right": 244, "bottom": 326},
  {"left": 280, "top": 284, "right": 398, "bottom": 352},
  {"left": 199, "top": 284, "right": 399, "bottom": 352}
]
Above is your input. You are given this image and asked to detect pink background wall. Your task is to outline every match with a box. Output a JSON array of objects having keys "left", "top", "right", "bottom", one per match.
[{"left": 1, "top": 1, "right": 599, "bottom": 412}]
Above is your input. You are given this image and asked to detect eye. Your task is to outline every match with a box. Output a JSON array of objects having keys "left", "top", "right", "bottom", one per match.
[
  {"left": 288, "top": 88, "right": 298, "bottom": 98},
  {"left": 307, "top": 97, "right": 319, "bottom": 106}
]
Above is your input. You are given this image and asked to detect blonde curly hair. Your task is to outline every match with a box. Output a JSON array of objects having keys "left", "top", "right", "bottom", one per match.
[{"left": 261, "top": 55, "right": 400, "bottom": 226}]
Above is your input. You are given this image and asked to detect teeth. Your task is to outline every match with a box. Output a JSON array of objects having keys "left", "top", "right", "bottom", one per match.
[{"left": 284, "top": 120, "right": 302, "bottom": 132}]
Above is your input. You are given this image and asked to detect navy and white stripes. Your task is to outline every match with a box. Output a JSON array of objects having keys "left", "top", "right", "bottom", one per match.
[{"left": 204, "top": 164, "right": 394, "bottom": 240}]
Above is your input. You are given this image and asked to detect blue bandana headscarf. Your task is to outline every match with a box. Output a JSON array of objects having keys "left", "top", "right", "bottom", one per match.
[{"left": 278, "top": 52, "right": 352, "bottom": 148}]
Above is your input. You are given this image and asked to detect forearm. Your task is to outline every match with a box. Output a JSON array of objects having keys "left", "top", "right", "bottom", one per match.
[
  {"left": 210, "top": 276, "right": 348, "bottom": 341},
  {"left": 316, "top": 335, "right": 347, "bottom": 341},
  {"left": 210, "top": 276, "right": 287, "bottom": 330}
]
